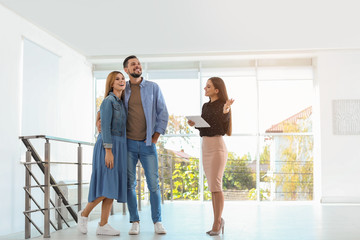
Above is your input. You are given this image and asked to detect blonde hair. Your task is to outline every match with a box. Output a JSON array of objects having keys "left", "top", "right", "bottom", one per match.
[{"left": 104, "top": 71, "right": 125, "bottom": 99}]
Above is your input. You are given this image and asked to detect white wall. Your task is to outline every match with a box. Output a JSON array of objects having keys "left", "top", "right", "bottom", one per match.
[
  {"left": 0, "top": 4, "right": 93, "bottom": 235},
  {"left": 22, "top": 39, "right": 60, "bottom": 136},
  {"left": 316, "top": 50, "right": 360, "bottom": 203}
]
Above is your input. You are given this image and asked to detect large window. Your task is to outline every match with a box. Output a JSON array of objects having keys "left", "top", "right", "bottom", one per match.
[
  {"left": 258, "top": 63, "right": 314, "bottom": 201},
  {"left": 94, "top": 57, "right": 314, "bottom": 201},
  {"left": 148, "top": 68, "right": 203, "bottom": 200}
]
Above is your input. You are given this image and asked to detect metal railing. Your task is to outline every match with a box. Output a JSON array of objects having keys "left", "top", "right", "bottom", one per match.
[
  {"left": 146, "top": 153, "right": 194, "bottom": 202},
  {"left": 20, "top": 135, "right": 95, "bottom": 238},
  {"left": 132, "top": 153, "right": 174, "bottom": 210},
  {"left": 20, "top": 135, "right": 171, "bottom": 239}
]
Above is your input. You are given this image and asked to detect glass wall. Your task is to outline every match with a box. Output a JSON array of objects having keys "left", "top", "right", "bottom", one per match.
[
  {"left": 149, "top": 70, "right": 203, "bottom": 200},
  {"left": 94, "top": 58, "right": 314, "bottom": 201},
  {"left": 257, "top": 64, "right": 314, "bottom": 201}
]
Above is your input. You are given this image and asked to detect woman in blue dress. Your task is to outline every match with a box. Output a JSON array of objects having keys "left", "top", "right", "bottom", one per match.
[{"left": 77, "top": 71, "right": 127, "bottom": 236}]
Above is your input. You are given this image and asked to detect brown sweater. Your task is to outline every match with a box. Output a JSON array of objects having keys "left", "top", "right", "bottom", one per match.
[{"left": 126, "top": 83, "right": 147, "bottom": 140}]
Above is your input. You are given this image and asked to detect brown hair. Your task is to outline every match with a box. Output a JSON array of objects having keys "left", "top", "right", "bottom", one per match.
[
  {"left": 208, "top": 77, "right": 232, "bottom": 136},
  {"left": 104, "top": 71, "right": 125, "bottom": 99},
  {"left": 123, "top": 55, "right": 138, "bottom": 68}
]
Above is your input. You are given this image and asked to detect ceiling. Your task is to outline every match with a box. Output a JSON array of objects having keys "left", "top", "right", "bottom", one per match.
[
  {"left": 1, "top": 0, "right": 360, "bottom": 62},
  {"left": 3, "top": 0, "right": 252, "bottom": 58}
]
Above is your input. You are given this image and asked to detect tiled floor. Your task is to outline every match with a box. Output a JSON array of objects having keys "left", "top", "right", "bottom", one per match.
[{"left": 2, "top": 201, "right": 360, "bottom": 240}]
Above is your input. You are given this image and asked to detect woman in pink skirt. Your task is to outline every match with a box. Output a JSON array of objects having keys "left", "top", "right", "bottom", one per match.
[{"left": 188, "top": 77, "right": 234, "bottom": 236}]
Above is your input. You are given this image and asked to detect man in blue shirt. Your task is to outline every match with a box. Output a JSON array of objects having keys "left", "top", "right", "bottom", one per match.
[
  {"left": 123, "top": 55, "right": 168, "bottom": 235},
  {"left": 98, "top": 55, "right": 168, "bottom": 235}
]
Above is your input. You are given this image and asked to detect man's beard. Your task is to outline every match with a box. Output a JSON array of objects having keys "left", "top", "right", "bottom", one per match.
[{"left": 130, "top": 72, "right": 142, "bottom": 78}]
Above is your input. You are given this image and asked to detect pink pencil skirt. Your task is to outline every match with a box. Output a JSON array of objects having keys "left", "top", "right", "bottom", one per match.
[{"left": 202, "top": 136, "right": 228, "bottom": 192}]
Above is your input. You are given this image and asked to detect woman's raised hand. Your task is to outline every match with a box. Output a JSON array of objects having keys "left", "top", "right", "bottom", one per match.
[{"left": 223, "top": 98, "right": 235, "bottom": 114}]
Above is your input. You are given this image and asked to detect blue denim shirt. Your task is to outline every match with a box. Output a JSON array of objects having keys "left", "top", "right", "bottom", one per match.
[
  {"left": 100, "top": 92, "right": 126, "bottom": 148},
  {"left": 125, "top": 79, "right": 169, "bottom": 146}
]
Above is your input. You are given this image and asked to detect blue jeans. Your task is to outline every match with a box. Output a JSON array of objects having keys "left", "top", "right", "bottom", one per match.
[{"left": 127, "top": 139, "right": 162, "bottom": 223}]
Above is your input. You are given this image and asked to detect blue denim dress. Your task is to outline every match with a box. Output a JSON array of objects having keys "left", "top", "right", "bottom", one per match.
[{"left": 88, "top": 92, "right": 127, "bottom": 203}]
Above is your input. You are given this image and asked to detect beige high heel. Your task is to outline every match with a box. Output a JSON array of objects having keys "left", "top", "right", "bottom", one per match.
[{"left": 209, "top": 218, "right": 225, "bottom": 236}]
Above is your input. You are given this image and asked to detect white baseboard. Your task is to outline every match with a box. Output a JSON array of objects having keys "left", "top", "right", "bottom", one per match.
[{"left": 321, "top": 196, "right": 360, "bottom": 204}]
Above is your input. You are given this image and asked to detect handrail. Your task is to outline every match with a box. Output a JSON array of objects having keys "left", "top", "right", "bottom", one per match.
[
  {"left": 162, "top": 132, "right": 314, "bottom": 137},
  {"left": 20, "top": 134, "right": 174, "bottom": 238},
  {"left": 20, "top": 135, "right": 95, "bottom": 239},
  {"left": 19, "top": 135, "right": 94, "bottom": 146}
]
